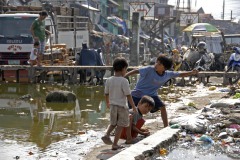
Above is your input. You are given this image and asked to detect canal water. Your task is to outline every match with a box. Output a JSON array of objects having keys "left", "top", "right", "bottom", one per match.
[
  {"left": 0, "top": 83, "right": 109, "bottom": 159},
  {"left": 152, "top": 141, "right": 235, "bottom": 160}
]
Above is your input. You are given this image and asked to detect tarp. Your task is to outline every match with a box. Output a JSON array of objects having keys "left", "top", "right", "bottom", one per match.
[
  {"left": 95, "top": 24, "right": 111, "bottom": 34},
  {"left": 107, "top": 16, "right": 127, "bottom": 35},
  {"left": 205, "top": 36, "right": 223, "bottom": 54},
  {"left": 78, "top": 49, "right": 103, "bottom": 66}
]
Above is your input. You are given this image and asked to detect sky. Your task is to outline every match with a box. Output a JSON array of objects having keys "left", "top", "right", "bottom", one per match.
[{"left": 168, "top": 0, "right": 240, "bottom": 20}]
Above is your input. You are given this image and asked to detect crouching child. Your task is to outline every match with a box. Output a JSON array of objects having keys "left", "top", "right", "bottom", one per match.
[{"left": 121, "top": 95, "right": 155, "bottom": 144}]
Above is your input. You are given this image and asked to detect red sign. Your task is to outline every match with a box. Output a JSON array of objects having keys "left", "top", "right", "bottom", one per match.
[{"left": 7, "top": 45, "right": 22, "bottom": 51}]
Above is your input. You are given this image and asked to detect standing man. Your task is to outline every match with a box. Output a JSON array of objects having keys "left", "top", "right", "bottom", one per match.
[{"left": 30, "top": 11, "right": 51, "bottom": 65}]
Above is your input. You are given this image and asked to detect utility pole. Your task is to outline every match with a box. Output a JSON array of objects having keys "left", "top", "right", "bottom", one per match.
[{"left": 222, "top": 0, "right": 225, "bottom": 20}]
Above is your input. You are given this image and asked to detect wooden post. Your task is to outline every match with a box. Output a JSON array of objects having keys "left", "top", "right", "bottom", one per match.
[
  {"left": 28, "top": 67, "right": 35, "bottom": 83},
  {"left": 1, "top": 70, "right": 5, "bottom": 81},
  {"left": 72, "top": 68, "right": 78, "bottom": 84},
  {"left": 89, "top": 68, "right": 94, "bottom": 84},
  {"left": 130, "top": 12, "right": 140, "bottom": 66},
  {"left": 16, "top": 70, "right": 20, "bottom": 83},
  {"left": 61, "top": 70, "right": 65, "bottom": 84},
  {"left": 106, "top": 43, "right": 110, "bottom": 65},
  {"left": 223, "top": 73, "right": 229, "bottom": 85}
]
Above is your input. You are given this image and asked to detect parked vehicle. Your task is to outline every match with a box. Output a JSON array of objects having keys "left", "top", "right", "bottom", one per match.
[
  {"left": 0, "top": 12, "right": 89, "bottom": 65},
  {"left": 193, "top": 41, "right": 215, "bottom": 71},
  {"left": 226, "top": 47, "right": 240, "bottom": 84},
  {"left": 183, "top": 33, "right": 225, "bottom": 71}
]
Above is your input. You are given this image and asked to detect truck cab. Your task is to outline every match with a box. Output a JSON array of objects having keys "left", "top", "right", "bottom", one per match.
[
  {"left": 0, "top": 13, "right": 55, "bottom": 65},
  {"left": 0, "top": 12, "right": 89, "bottom": 65}
]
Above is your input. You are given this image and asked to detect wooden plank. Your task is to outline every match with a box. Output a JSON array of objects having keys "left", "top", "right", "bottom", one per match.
[
  {"left": 0, "top": 65, "right": 138, "bottom": 70},
  {"left": 0, "top": 65, "right": 238, "bottom": 85}
]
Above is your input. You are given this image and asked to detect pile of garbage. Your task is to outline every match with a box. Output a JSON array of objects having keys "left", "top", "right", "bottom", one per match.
[{"left": 167, "top": 97, "right": 240, "bottom": 159}]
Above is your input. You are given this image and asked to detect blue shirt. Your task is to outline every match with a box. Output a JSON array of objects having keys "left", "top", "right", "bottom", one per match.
[{"left": 131, "top": 66, "right": 180, "bottom": 97}]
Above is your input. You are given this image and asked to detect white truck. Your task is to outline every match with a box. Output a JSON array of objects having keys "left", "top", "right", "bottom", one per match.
[{"left": 0, "top": 13, "right": 89, "bottom": 65}]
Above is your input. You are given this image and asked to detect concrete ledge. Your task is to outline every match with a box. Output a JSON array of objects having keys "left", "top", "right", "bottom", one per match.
[{"left": 109, "top": 127, "right": 180, "bottom": 160}]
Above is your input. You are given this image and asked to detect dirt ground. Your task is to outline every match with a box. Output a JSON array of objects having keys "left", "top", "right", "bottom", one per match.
[{"left": 84, "top": 87, "right": 228, "bottom": 160}]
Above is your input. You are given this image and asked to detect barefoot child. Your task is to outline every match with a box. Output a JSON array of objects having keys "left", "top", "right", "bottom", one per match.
[
  {"left": 121, "top": 95, "right": 155, "bottom": 144},
  {"left": 101, "top": 57, "right": 137, "bottom": 150},
  {"left": 28, "top": 41, "right": 41, "bottom": 66}
]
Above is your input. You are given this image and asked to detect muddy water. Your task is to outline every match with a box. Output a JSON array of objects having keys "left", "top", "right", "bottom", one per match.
[{"left": 0, "top": 83, "right": 108, "bottom": 159}]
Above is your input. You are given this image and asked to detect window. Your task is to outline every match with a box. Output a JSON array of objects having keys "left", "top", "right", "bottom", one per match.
[{"left": 0, "top": 16, "right": 36, "bottom": 37}]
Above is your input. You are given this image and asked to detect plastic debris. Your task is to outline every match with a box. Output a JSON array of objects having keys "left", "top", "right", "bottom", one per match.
[
  {"left": 219, "top": 88, "right": 230, "bottom": 92},
  {"left": 159, "top": 148, "right": 168, "bottom": 155},
  {"left": 188, "top": 102, "right": 196, "bottom": 107},
  {"left": 78, "top": 131, "right": 86, "bottom": 135},
  {"left": 170, "top": 124, "right": 180, "bottom": 129},
  {"left": 208, "top": 86, "right": 216, "bottom": 91},
  {"left": 199, "top": 135, "right": 213, "bottom": 143},
  {"left": 233, "top": 93, "right": 240, "bottom": 99},
  {"left": 28, "top": 151, "right": 34, "bottom": 155},
  {"left": 218, "top": 132, "right": 228, "bottom": 139},
  {"left": 229, "top": 124, "right": 240, "bottom": 131}
]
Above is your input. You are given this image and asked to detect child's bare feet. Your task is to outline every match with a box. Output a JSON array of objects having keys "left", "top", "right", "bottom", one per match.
[
  {"left": 125, "top": 140, "right": 134, "bottom": 144},
  {"left": 112, "top": 145, "right": 125, "bottom": 150},
  {"left": 101, "top": 136, "right": 112, "bottom": 145}
]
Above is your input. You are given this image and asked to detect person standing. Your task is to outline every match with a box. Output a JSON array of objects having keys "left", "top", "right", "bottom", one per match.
[
  {"left": 101, "top": 57, "right": 137, "bottom": 150},
  {"left": 28, "top": 41, "right": 41, "bottom": 66},
  {"left": 30, "top": 11, "right": 51, "bottom": 65},
  {"left": 125, "top": 55, "right": 198, "bottom": 128}
]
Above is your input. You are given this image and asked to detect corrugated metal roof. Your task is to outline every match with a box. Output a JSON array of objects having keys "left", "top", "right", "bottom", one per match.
[
  {"left": 80, "top": 4, "right": 100, "bottom": 12},
  {"left": 108, "top": 0, "right": 120, "bottom": 6}
]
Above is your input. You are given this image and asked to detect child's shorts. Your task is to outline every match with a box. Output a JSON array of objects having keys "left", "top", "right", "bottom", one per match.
[{"left": 110, "top": 105, "right": 129, "bottom": 127}]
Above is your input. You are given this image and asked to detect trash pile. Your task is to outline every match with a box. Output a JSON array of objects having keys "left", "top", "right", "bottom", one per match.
[
  {"left": 155, "top": 86, "right": 240, "bottom": 159},
  {"left": 169, "top": 102, "right": 240, "bottom": 159}
]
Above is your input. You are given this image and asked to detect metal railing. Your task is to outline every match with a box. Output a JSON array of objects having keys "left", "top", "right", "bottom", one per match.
[{"left": 56, "top": 15, "right": 88, "bottom": 31}]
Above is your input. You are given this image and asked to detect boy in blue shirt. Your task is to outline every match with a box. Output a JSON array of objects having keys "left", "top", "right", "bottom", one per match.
[{"left": 125, "top": 55, "right": 198, "bottom": 127}]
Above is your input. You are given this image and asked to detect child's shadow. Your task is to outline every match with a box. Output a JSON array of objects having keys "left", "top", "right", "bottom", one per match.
[
  {"left": 96, "top": 149, "right": 121, "bottom": 160},
  {"left": 96, "top": 137, "right": 144, "bottom": 160}
]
